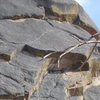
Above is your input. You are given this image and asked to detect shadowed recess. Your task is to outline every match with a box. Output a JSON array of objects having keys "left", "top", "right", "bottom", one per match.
[{"left": 48, "top": 52, "right": 89, "bottom": 73}]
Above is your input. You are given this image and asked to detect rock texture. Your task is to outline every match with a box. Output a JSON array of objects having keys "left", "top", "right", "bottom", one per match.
[
  {"left": 0, "top": 0, "right": 98, "bottom": 34},
  {"left": 0, "top": 0, "right": 100, "bottom": 100}
]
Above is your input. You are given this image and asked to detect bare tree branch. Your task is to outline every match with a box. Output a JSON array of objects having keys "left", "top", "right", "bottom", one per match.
[
  {"left": 43, "top": 33, "right": 100, "bottom": 71},
  {"left": 77, "top": 41, "right": 98, "bottom": 71},
  {"left": 57, "top": 40, "right": 100, "bottom": 68}
]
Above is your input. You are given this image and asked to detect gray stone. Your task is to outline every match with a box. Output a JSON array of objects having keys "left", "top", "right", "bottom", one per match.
[
  {"left": 32, "top": 74, "right": 67, "bottom": 100},
  {"left": 0, "top": 0, "right": 98, "bottom": 34},
  {"left": 0, "top": 44, "right": 17, "bottom": 61},
  {"left": 0, "top": 19, "right": 91, "bottom": 52},
  {"left": 0, "top": 0, "right": 45, "bottom": 19},
  {"left": 0, "top": 18, "right": 93, "bottom": 100},
  {"left": 0, "top": 1, "right": 99, "bottom": 100},
  {"left": 84, "top": 86, "right": 100, "bottom": 100},
  {"left": 88, "top": 46, "right": 100, "bottom": 77}
]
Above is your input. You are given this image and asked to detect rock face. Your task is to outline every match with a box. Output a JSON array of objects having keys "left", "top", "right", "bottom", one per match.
[
  {"left": 0, "top": 0, "right": 100, "bottom": 100},
  {"left": 0, "top": 0, "right": 98, "bottom": 34}
]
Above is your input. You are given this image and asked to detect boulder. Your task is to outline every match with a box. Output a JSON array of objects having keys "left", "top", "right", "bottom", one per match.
[
  {"left": 0, "top": 0, "right": 100, "bottom": 100},
  {"left": 0, "top": 18, "right": 93, "bottom": 100},
  {"left": 0, "top": 0, "right": 98, "bottom": 34}
]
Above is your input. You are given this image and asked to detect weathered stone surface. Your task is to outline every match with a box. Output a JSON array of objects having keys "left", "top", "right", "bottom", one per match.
[
  {"left": 84, "top": 85, "right": 100, "bottom": 100},
  {"left": 0, "top": 44, "right": 17, "bottom": 61},
  {"left": 0, "top": 0, "right": 45, "bottom": 19},
  {"left": 0, "top": 19, "right": 91, "bottom": 52},
  {"left": 0, "top": 1, "right": 99, "bottom": 100},
  {"left": 0, "top": 18, "right": 93, "bottom": 100},
  {"left": 66, "top": 85, "right": 83, "bottom": 96},
  {"left": 0, "top": 0, "right": 98, "bottom": 34},
  {"left": 88, "top": 46, "right": 100, "bottom": 77},
  {"left": 31, "top": 73, "right": 67, "bottom": 100}
]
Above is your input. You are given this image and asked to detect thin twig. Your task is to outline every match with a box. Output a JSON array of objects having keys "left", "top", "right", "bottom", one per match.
[
  {"left": 42, "top": 32, "right": 100, "bottom": 70},
  {"left": 90, "top": 33, "right": 100, "bottom": 39},
  {"left": 77, "top": 41, "right": 98, "bottom": 71},
  {"left": 70, "top": 34, "right": 83, "bottom": 43}
]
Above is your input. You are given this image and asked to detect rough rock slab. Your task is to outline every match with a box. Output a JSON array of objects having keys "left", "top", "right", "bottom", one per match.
[
  {"left": 0, "top": 18, "right": 93, "bottom": 99},
  {"left": 0, "top": 18, "right": 91, "bottom": 52},
  {"left": 88, "top": 46, "right": 100, "bottom": 77},
  {"left": 31, "top": 73, "right": 67, "bottom": 100},
  {"left": 0, "top": 0, "right": 98, "bottom": 34},
  {"left": 0, "top": 18, "right": 92, "bottom": 72},
  {"left": 0, "top": 0, "right": 99, "bottom": 100},
  {"left": 0, "top": 0, "right": 45, "bottom": 19},
  {"left": 0, "top": 18, "right": 99, "bottom": 100},
  {"left": 0, "top": 44, "right": 17, "bottom": 61},
  {"left": 84, "top": 86, "right": 100, "bottom": 100}
]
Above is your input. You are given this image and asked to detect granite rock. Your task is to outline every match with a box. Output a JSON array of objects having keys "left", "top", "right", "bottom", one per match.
[
  {"left": 0, "top": 0, "right": 100, "bottom": 100},
  {"left": 0, "top": 0, "right": 98, "bottom": 34}
]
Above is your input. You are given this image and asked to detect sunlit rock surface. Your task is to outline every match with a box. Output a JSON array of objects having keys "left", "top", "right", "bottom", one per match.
[{"left": 0, "top": 0, "right": 100, "bottom": 100}]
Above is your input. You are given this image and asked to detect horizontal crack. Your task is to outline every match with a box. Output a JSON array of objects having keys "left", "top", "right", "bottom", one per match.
[{"left": 0, "top": 72, "right": 19, "bottom": 83}]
